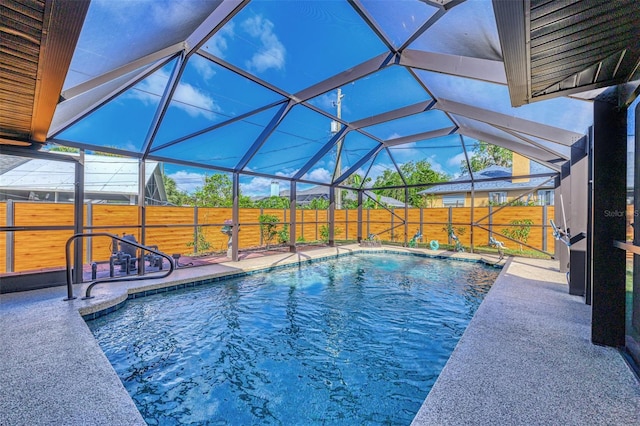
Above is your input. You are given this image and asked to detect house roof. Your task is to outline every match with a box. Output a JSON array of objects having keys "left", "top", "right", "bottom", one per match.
[
  {"left": 420, "top": 163, "right": 555, "bottom": 195},
  {"left": 0, "top": 153, "right": 161, "bottom": 197}
]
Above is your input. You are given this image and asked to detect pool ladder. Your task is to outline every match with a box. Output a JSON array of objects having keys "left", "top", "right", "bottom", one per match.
[{"left": 64, "top": 232, "right": 175, "bottom": 301}]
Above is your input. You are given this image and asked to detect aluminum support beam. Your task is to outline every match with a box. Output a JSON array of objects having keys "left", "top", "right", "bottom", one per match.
[
  {"left": 235, "top": 101, "right": 293, "bottom": 171},
  {"left": 289, "top": 181, "right": 297, "bottom": 253},
  {"left": 293, "top": 52, "right": 395, "bottom": 102},
  {"left": 73, "top": 151, "right": 85, "bottom": 284},
  {"left": 185, "top": 1, "right": 248, "bottom": 54},
  {"left": 383, "top": 126, "right": 457, "bottom": 147},
  {"left": 569, "top": 137, "right": 589, "bottom": 296},
  {"left": 556, "top": 162, "right": 570, "bottom": 274},
  {"left": 591, "top": 92, "right": 627, "bottom": 347},
  {"left": 350, "top": 100, "right": 435, "bottom": 130},
  {"left": 232, "top": 172, "right": 240, "bottom": 262},
  {"left": 138, "top": 160, "right": 146, "bottom": 275},
  {"left": 633, "top": 100, "right": 640, "bottom": 351},
  {"left": 328, "top": 186, "right": 335, "bottom": 246},
  {"left": 61, "top": 43, "right": 184, "bottom": 100},
  {"left": 50, "top": 55, "right": 179, "bottom": 138},
  {"left": 141, "top": 55, "right": 186, "bottom": 158},
  {"left": 437, "top": 97, "right": 584, "bottom": 146},
  {"left": 294, "top": 126, "right": 349, "bottom": 180},
  {"left": 399, "top": 49, "right": 507, "bottom": 85},
  {"left": 357, "top": 190, "right": 363, "bottom": 243},
  {"left": 349, "top": 0, "right": 395, "bottom": 52},
  {"left": 458, "top": 127, "right": 561, "bottom": 170}
]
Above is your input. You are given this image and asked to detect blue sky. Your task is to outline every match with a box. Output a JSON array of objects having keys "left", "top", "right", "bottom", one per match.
[{"left": 56, "top": 0, "right": 604, "bottom": 197}]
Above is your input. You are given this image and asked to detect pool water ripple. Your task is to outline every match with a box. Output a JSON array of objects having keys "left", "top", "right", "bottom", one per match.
[{"left": 88, "top": 253, "right": 498, "bottom": 425}]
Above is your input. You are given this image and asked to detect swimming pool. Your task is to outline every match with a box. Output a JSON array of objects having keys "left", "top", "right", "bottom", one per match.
[{"left": 87, "top": 253, "right": 499, "bottom": 425}]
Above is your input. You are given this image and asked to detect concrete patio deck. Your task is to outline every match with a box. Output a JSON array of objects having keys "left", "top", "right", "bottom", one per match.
[
  {"left": 1, "top": 245, "right": 638, "bottom": 425},
  {"left": 412, "top": 256, "right": 640, "bottom": 425}
]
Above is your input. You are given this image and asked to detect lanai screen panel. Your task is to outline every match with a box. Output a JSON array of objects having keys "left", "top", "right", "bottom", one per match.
[
  {"left": 153, "top": 55, "right": 285, "bottom": 147},
  {"left": 410, "top": 0, "right": 502, "bottom": 60},
  {"left": 57, "top": 60, "right": 179, "bottom": 153},
  {"left": 65, "top": 0, "right": 222, "bottom": 89},
  {"left": 44, "top": 0, "right": 613, "bottom": 195},
  {"left": 360, "top": 0, "right": 439, "bottom": 48},
  {"left": 202, "top": 0, "right": 388, "bottom": 94},
  {"left": 387, "top": 134, "right": 469, "bottom": 183},
  {"left": 415, "top": 69, "right": 594, "bottom": 136},
  {"left": 306, "top": 66, "right": 432, "bottom": 122},
  {"left": 151, "top": 106, "right": 283, "bottom": 170}
]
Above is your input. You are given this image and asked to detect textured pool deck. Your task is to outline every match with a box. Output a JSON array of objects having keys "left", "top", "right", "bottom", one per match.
[
  {"left": 1, "top": 245, "right": 638, "bottom": 425},
  {"left": 412, "top": 256, "right": 640, "bottom": 425}
]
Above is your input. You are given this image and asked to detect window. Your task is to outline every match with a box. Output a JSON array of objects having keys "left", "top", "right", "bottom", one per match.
[
  {"left": 538, "top": 190, "right": 554, "bottom": 206},
  {"left": 442, "top": 195, "right": 465, "bottom": 207},
  {"left": 488, "top": 191, "right": 507, "bottom": 205}
]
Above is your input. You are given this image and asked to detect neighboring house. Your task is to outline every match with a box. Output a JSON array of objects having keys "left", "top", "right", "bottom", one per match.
[
  {"left": 270, "top": 182, "right": 408, "bottom": 208},
  {"left": 419, "top": 156, "right": 556, "bottom": 207},
  {"left": 0, "top": 153, "right": 167, "bottom": 205}
]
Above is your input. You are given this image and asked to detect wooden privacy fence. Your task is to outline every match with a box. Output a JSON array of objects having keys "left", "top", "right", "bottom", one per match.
[{"left": 0, "top": 201, "right": 567, "bottom": 273}]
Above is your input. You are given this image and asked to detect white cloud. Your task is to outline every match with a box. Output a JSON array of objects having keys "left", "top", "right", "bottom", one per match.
[
  {"left": 150, "top": 0, "right": 200, "bottom": 29},
  {"left": 205, "top": 22, "right": 235, "bottom": 59},
  {"left": 173, "top": 80, "right": 221, "bottom": 118},
  {"left": 168, "top": 170, "right": 204, "bottom": 194},
  {"left": 126, "top": 71, "right": 168, "bottom": 106},
  {"left": 128, "top": 69, "right": 220, "bottom": 119},
  {"left": 240, "top": 176, "right": 273, "bottom": 197},
  {"left": 387, "top": 132, "right": 402, "bottom": 140},
  {"left": 447, "top": 152, "right": 467, "bottom": 167},
  {"left": 303, "top": 168, "right": 332, "bottom": 183},
  {"left": 241, "top": 15, "right": 285, "bottom": 73},
  {"left": 191, "top": 57, "right": 217, "bottom": 81},
  {"left": 428, "top": 155, "right": 446, "bottom": 175},
  {"left": 315, "top": 92, "right": 335, "bottom": 110}
]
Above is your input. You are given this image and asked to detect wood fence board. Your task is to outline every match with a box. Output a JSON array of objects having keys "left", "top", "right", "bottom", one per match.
[
  {"left": 422, "top": 208, "right": 450, "bottom": 224},
  {"left": 491, "top": 206, "right": 543, "bottom": 226},
  {"left": 14, "top": 231, "right": 74, "bottom": 270},
  {"left": 146, "top": 206, "right": 193, "bottom": 225},
  {"left": 1, "top": 202, "right": 559, "bottom": 273},
  {"left": 200, "top": 208, "right": 231, "bottom": 224},
  {"left": 407, "top": 209, "right": 421, "bottom": 224},
  {"left": 92, "top": 205, "right": 138, "bottom": 227},
  {"left": 14, "top": 202, "right": 76, "bottom": 226}
]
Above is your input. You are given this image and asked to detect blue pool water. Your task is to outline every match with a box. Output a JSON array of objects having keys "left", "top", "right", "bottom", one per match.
[{"left": 87, "top": 253, "right": 499, "bottom": 425}]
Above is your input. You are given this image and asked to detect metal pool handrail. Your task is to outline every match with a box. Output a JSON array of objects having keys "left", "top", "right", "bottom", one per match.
[{"left": 64, "top": 232, "right": 175, "bottom": 301}]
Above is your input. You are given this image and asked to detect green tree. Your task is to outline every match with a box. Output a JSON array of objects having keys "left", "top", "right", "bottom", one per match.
[
  {"left": 193, "top": 174, "right": 254, "bottom": 207},
  {"left": 373, "top": 160, "right": 448, "bottom": 207},
  {"left": 258, "top": 214, "right": 280, "bottom": 248},
  {"left": 463, "top": 141, "right": 512, "bottom": 174},
  {"left": 502, "top": 219, "right": 533, "bottom": 251},
  {"left": 162, "top": 174, "right": 191, "bottom": 206},
  {"left": 343, "top": 173, "right": 370, "bottom": 189},
  {"left": 255, "top": 196, "right": 290, "bottom": 209},
  {"left": 303, "top": 198, "right": 330, "bottom": 210}
]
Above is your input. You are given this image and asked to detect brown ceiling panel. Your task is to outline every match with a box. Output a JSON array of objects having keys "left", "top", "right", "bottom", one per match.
[
  {"left": 0, "top": 0, "right": 89, "bottom": 148},
  {"left": 494, "top": 0, "right": 640, "bottom": 106}
]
